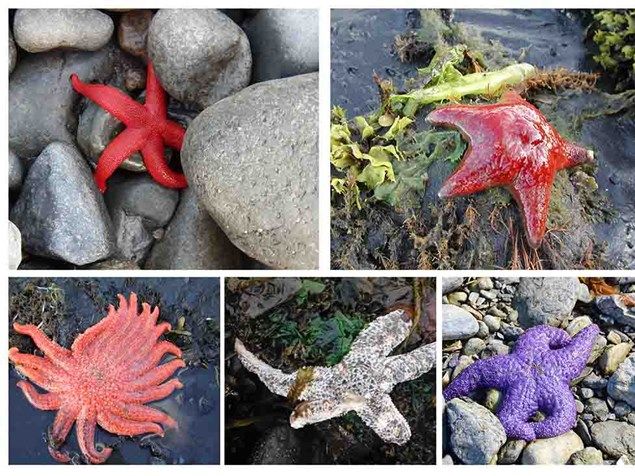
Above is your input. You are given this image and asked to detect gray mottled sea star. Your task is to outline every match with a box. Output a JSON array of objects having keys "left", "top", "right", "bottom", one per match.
[{"left": 235, "top": 309, "right": 436, "bottom": 445}]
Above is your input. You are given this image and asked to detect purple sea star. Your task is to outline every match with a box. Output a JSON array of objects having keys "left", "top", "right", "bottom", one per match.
[{"left": 443, "top": 323, "right": 599, "bottom": 441}]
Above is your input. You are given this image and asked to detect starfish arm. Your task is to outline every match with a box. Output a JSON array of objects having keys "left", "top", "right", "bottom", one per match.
[
  {"left": 531, "top": 382, "right": 577, "bottom": 439},
  {"left": 141, "top": 134, "right": 188, "bottom": 189},
  {"left": 71, "top": 305, "right": 117, "bottom": 356},
  {"left": 162, "top": 119, "right": 186, "bottom": 150},
  {"left": 562, "top": 141, "right": 594, "bottom": 168},
  {"left": 121, "top": 378, "right": 184, "bottom": 404},
  {"left": 71, "top": 74, "right": 148, "bottom": 128},
  {"left": 544, "top": 323, "right": 600, "bottom": 381},
  {"left": 346, "top": 310, "right": 412, "bottom": 360},
  {"left": 48, "top": 402, "right": 81, "bottom": 463},
  {"left": 97, "top": 411, "right": 164, "bottom": 437},
  {"left": 512, "top": 324, "right": 571, "bottom": 357},
  {"left": 290, "top": 396, "right": 363, "bottom": 428},
  {"left": 94, "top": 127, "right": 148, "bottom": 192},
  {"left": 12, "top": 324, "right": 72, "bottom": 363},
  {"left": 75, "top": 407, "right": 113, "bottom": 464},
  {"left": 383, "top": 342, "right": 436, "bottom": 385},
  {"left": 443, "top": 355, "right": 514, "bottom": 400},
  {"left": 127, "top": 340, "right": 183, "bottom": 378},
  {"left": 9, "top": 348, "right": 69, "bottom": 390},
  {"left": 235, "top": 338, "right": 298, "bottom": 397},
  {"left": 509, "top": 173, "right": 554, "bottom": 248},
  {"left": 110, "top": 402, "right": 177, "bottom": 428},
  {"left": 127, "top": 358, "right": 185, "bottom": 389},
  {"left": 496, "top": 380, "right": 539, "bottom": 441},
  {"left": 15, "top": 381, "right": 61, "bottom": 410},
  {"left": 357, "top": 394, "right": 411, "bottom": 445},
  {"left": 143, "top": 62, "right": 167, "bottom": 118}
]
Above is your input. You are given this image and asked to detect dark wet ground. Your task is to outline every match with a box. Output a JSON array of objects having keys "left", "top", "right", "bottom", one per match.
[
  {"left": 331, "top": 9, "right": 635, "bottom": 270},
  {"left": 224, "top": 277, "right": 436, "bottom": 464},
  {"left": 8, "top": 277, "right": 220, "bottom": 465}
]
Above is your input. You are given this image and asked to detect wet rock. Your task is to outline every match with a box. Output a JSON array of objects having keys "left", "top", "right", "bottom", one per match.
[
  {"left": 13, "top": 9, "right": 113, "bottom": 53},
  {"left": 9, "top": 47, "right": 114, "bottom": 157},
  {"left": 442, "top": 304, "right": 479, "bottom": 340},
  {"left": 596, "top": 295, "right": 635, "bottom": 328},
  {"left": 10, "top": 142, "right": 115, "bottom": 265},
  {"left": 243, "top": 9, "right": 319, "bottom": 82},
  {"left": 484, "top": 389, "right": 502, "bottom": 412},
  {"left": 9, "top": 149, "right": 23, "bottom": 190},
  {"left": 104, "top": 175, "right": 178, "bottom": 263},
  {"left": 566, "top": 315, "right": 592, "bottom": 336},
  {"left": 608, "top": 354, "right": 635, "bottom": 407},
  {"left": 576, "top": 419, "right": 592, "bottom": 445},
  {"left": 569, "top": 447, "right": 604, "bottom": 465},
  {"left": 8, "top": 221, "right": 22, "bottom": 270},
  {"left": 148, "top": 9, "right": 251, "bottom": 110},
  {"left": 582, "top": 372, "right": 608, "bottom": 389},
  {"left": 598, "top": 342, "right": 633, "bottom": 375},
  {"left": 446, "top": 398, "right": 506, "bottom": 464},
  {"left": 146, "top": 188, "right": 247, "bottom": 270},
  {"left": 182, "top": 74, "right": 318, "bottom": 269},
  {"left": 483, "top": 314, "right": 501, "bottom": 332},
  {"left": 614, "top": 401, "right": 632, "bottom": 418},
  {"left": 586, "top": 397, "right": 609, "bottom": 421},
  {"left": 235, "top": 277, "right": 303, "bottom": 318},
  {"left": 514, "top": 277, "right": 580, "bottom": 328},
  {"left": 521, "top": 431, "right": 584, "bottom": 464},
  {"left": 118, "top": 9, "right": 153, "bottom": 59},
  {"left": 443, "top": 277, "right": 464, "bottom": 294},
  {"left": 463, "top": 337, "right": 486, "bottom": 356},
  {"left": 498, "top": 439, "right": 526, "bottom": 464},
  {"left": 9, "top": 30, "right": 16, "bottom": 74},
  {"left": 590, "top": 421, "right": 635, "bottom": 458}
]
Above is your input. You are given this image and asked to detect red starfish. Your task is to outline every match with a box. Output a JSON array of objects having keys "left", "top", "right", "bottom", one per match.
[
  {"left": 9, "top": 293, "right": 184, "bottom": 464},
  {"left": 426, "top": 91, "right": 594, "bottom": 248},
  {"left": 71, "top": 62, "right": 188, "bottom": 192}
]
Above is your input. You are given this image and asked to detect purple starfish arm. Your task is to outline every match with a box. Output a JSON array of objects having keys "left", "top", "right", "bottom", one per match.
[
  {"left": 541, "top": 324, "right": 599, "bottom": 381},
  {"left": 497, "top": 379, "right": 539, "bottom": 441},
  {"left": 443, "top": 355, "right": 518, "bottom": 400},
  {"left": 511, "top": 324, "right": 571, "bottom": 358}
]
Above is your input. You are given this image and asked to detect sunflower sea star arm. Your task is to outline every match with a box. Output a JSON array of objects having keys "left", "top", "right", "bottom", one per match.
[
  {"left": 234, "top": 338, "right": 298, "bottom": 397},
  {"left": 346, "top": 310, "right": 412, "bottom": 360},
  {"left": 97, "top": 411, "right": 165, "bottom": 437},
  {"left": 48, "top": 402, "right": 81, "bottom": 463},
  {"left": 12, "top": 323, "right": 71, "bottom": 361},
  {"left": 383, "top": 342, "right": 436, "bottom": 385},
  {"left": 15, "top": 381, "right": 61, "bottom": 410},
  {"left": 121, "top": 379, "right": 183, "bottom": 404},
  {"left": 357, "top": 394, "right": 411, "bottom": 445},
  {"left": 75, "top": 407, "right": 113, "bottom": 464}
]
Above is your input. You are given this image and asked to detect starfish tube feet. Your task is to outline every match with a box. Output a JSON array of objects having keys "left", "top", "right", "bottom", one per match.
[
  {"left": 71, "top": 62, "right": 188, "bottom": 192},
  {"left": 426, "top": 91, "right": 594, "bottom": 248},
  {"left": 9, "top": 293, "right": 184, "bottom": 464}
]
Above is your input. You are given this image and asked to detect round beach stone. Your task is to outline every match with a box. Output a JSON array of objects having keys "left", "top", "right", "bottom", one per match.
[
  {"left": 243, "top": 9, "right": 319, "bottom": 82},
  {"left": 608, "top": 354, "right": 635, "bottom": 407},
  {"left": 13, "top": 9, "right": 113, "bottom": 53},
  {"left": 514, "top": 277, "right": 580, "bottom": 328},
  {"left": 8, "top": 221, "right": 22, "bottom": 270},
  {"left": 148, "top": 9, "right": 251, "bottom": 110},
  {"left": 590, "top": 420, "right": 635, "bottom": 458},
  {"left": 118, "top": 9, "right": 153, "bottom": 59},
  {"left": 9, "top": 149, "right": 23, "bottom": 190},
  {"left": 569, "top": 447, "right": 604, "bottom": 465},
  {"left": 442, "top": 304, "right": 479, "bottom": 340},
  {"left": 9, "top": 47, "right": 114, "bottom": 157},
  {"left": 10, "top": 142, "right": 115, "bottom": 265},
  {"left": 182, "top": 73, "right": 318, "bottom": 269},
  {"left": 146, "top": 188, "right": 248, "bottom": 270},
  {"left": 521, "top": 431, "right": 584, "bottom": 464}
]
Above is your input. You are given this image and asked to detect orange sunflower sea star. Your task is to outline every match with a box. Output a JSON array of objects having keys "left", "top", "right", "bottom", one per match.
[{"left": 9, "top": 293, "right": 185, "bottom": 464}]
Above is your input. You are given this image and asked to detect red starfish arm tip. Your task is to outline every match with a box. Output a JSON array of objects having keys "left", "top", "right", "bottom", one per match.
[
  {"left": 16, "top": 381, "right": 61, "bottom": 410},
  {"left": 510, "top": 176, "right": 553, "bottom": 249},
  {"left": 142, "top": 135, "right": 188, "bottom": 189},
  {"left": 563, "top": 141, "right": 594, "bottom": 168},
  {"left": 93, "top": 128, "right": 148, "bottom": 193}
]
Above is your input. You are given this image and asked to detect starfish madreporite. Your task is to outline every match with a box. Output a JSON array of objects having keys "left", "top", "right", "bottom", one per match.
[
  {"left": 443, "top": 323, "right": 599, "bottom": 441},
  {"left": 235, "top": 309, "right": 436, "bottom": 445},
  {"left": 9, "top": 293, "right": 185, "bottom": 464},
  {"left": 71, "top": 61, "right": 188, "bottom": 192},
  {"left": 426, "top": 91, "right": 594, "bottom": 248}
]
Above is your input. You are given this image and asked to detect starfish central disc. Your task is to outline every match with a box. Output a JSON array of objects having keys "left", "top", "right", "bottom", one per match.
[
  {"left": 426, "top": 91, "right": 594, "bottom": 248},
  {"left": 71, "top": 62, "right": 188, "bottom": 192},
  {"left": 9, "top": 293, "right": 185, "bottom": 464}
]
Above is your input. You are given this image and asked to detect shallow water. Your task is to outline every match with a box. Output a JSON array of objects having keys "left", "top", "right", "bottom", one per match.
[{"left": 8, "top": 277, "right": 220, "bottom": 465}]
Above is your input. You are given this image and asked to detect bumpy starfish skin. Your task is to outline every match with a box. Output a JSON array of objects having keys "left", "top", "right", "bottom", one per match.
[
  {"left": 71, "top": 61, "right": 187, "bottom": 192},
  {"left": 235, "top": 310, "right": 436, "bottom": 445},
  {"left": 426, "top": 91, "right": 594, "bottom": 248},
  {"left": 443, "top": 323, "right": 599, "bottom": 441},
  {"left": 9, "top": 293, "right": 184, "bottom": 464}
]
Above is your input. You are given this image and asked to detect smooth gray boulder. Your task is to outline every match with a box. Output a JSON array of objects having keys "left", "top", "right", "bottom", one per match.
[
  {"left": 243, "top": 9, "right": 319, "bottom": 82},
  {"left": 596, "top": 294, "right": 635, "bottom": 328},
  {"left": 9, "top": 149, "right": 23, "bottom": 190},
  {"left": 146, "top": 188, "right": 247, "bottom": 270},
  {"left": 514, "top": 277, "right": 580, "bottom": 328},
  {"left": 521, "top": 431, "right": 584, "bottom": 464},
  {"left": 590, "top": 421, "right": 635, "bottom": 458},
  {"left": 9, "top": 30, "right": 16, "bottom": 74},
  {"left": 446, "top": 398, "right": 506, "bottom": 464},
  {"left": 608, "top": 353, "right": 635, "bottom": 407},
  {"left": 443, "top": 277, "right": 464, "bottom": 295},
  {"left": 9, "top": 47, "right": 114, "bottom": 157},
  {"left": 13, "top": 9, "right": 113, "bottom": 53},
  {"left": 104, "top": 175, "right": 179, "bottom": 263},
  {"left": 148, "top": 9, "right": 251, "bottom": 110},
  {"left": 10, "top": 142, "right": 115, "bottom": 265},
  {"left": 442, "top": 304, "right": 479, "bottom": 340},
  {"left": 182, "top": 73, "right": 318, "bottom": 269}
]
